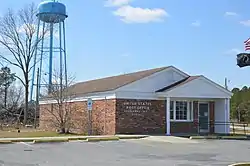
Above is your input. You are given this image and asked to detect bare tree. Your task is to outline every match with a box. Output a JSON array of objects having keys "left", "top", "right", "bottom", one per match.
[
  {"left": 0, "top": 85, "right": 24, "bottom": 129},
  {"left": 0, "top": 3, "right": 48, "bottom": 125},
  {"left": 0, "top": 66, "right": 16, "bottom": 108},
  {"left": 6, "top": 85, "right": 24, "bottom": 111},
  {"left": 41, "top": 71, "right": 75, "bottom": 133}
]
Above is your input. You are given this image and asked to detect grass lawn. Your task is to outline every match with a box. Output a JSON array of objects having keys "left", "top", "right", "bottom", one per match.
[{"left": 0, "top": 130, "right": 83, "bottom": 138}]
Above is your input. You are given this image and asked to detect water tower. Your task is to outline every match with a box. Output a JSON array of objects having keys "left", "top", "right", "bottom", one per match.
[{"left": 30, "top": 0, "right": 68, "bottom": 100}]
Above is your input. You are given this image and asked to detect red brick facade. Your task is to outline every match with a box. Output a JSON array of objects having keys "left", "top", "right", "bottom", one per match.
[
  {"left": 115, "top": 99, "right": 166, "bottom": 134},
  {"left": 39, "top": 99, "right": 116, "bottom": 135},
  {"left": 39, "top": 99, "right": 215, "bottom": 135},
  {"left": 170, "top": 101, "right": 215, "bottom": 134},
  {"left": 209, "top": 101, "right": 215, "bottom": 134}
]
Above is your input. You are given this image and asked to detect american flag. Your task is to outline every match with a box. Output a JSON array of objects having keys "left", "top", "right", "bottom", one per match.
[{"left": 244, "top": 38, "right": 250, "bottom": 51}]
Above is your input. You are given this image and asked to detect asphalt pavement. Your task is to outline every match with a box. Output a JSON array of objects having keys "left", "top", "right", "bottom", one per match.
[{"left": 0, "top": 139, "right": 250, "bottom": 166}]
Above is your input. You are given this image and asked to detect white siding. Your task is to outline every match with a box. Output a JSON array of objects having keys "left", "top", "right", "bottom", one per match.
[
  {"left": 166, "top": 77, "right": 231, "bottom": 98},
  {"left": 39, "top": 93, "right": 116, "bottom": 105},
  {"left": 214, "top": 99, "right": 227, "bottom": 133},
  {"left": 115, "top": 91, "right": 164, "bottom": 100},
  {"left": 116, "top": 68, "right": 186, "bottom": 92}
]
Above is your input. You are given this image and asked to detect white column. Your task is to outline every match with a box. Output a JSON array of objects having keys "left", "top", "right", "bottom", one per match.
[
  {"left": 226, "top": 98, "right": 230, "bottom": 133},
  {"left": 166, "top": 97, "right": 171, "bottom": 135},
  {"left": 224, "top": 98, "right": 230, "bottom": 134}
]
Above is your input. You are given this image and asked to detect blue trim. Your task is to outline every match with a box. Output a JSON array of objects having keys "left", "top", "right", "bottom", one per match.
[{"left": 30, "top": 19, "right": 40, "bottom": 101}]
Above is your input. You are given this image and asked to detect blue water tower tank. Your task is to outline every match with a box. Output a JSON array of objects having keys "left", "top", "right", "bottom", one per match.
[{"left": 37, "top": 1, "right": 68, "bottom": 23}]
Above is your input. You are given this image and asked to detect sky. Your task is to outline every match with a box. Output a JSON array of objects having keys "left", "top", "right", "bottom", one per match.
[{"left": 1, "top": 0, "right": 250, "bottom": 90}]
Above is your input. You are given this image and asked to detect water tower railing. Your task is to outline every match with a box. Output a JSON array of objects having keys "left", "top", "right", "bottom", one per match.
[{"left": 37, "top": 47, "right": 65, "bottom": 52}]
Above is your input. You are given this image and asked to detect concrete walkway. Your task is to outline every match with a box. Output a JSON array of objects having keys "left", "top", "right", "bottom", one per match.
[{"left": 142, "top": 136, "right": 199, "bottom": 144}]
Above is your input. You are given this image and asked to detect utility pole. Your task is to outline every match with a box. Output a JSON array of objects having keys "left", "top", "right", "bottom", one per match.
[
  {"left": 104, "top": 96, "right": 107, "bottom": 135},
  {"left": 34, "top": 68, "right": 39, "bottom": 129},
  {"left": 224, "top": 77, "right": 229, "bottom": 90}
]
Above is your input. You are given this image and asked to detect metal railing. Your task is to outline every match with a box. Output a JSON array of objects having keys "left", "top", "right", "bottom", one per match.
[{"left": 196, "top": 121, "right": 249, "bottom": 135}]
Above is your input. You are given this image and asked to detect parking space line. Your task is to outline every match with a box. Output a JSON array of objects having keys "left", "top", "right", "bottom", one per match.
[{"left": 19, "top": 142, "right": 33, "bottom": 147}]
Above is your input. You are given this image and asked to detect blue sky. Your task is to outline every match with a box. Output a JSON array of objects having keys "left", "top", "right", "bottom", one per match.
[{"left": 1, "top": 0, "right": 250, "bottom": 89}]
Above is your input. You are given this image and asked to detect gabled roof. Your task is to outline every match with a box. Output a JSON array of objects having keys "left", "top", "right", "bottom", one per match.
[
  {"left": 156, "top": 76, "right": 200, "bottom": 92},
  {"left": 156, "top": 75, "right": 233, "bottom": 96},
  {"left": 67, "top": 66, "right": 170, "bottom": 96}
]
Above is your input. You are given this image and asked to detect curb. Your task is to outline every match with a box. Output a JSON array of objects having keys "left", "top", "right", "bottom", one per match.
[
  {"left": 220, "top": 136, "right": 248, "bottom": 140},
  {"left": 189, "top": 136, "right": 218, "bottom": 140},
  {"left": 67, "top": 137, "right": 87, "bottom": 141},
  {"left": 228, "top": 162, "right": 250, "bottom": 166},
  {"left": 86, "top": 136, "right": 120, "bottom": 142},
  {"left": 10, "top": 139, "right": 34, "bottom": 143},
  {"left": 33, "top": 138, "right": 69, "bottom": 144},
  {"left": 0, "top": 140, "right": 13, "bottom": 144},
  {"left": 118, "top": 136, "right": 148, "bottom": 140},
  {"left": 190, "top": 135, "right": 248, "bottom": 140},
  {"left": 0, "top": 135, "right": 146, "bottom": 144}
]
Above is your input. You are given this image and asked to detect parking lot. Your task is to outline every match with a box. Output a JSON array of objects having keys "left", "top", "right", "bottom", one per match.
[{"left": 0, "top": 138, "right": 250, "bottom": 166}]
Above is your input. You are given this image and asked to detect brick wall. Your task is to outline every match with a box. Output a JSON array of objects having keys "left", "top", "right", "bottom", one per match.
[
  {"left": 67, "top": 101, "right": 88, "bottom": 134},
  {"left": 39, "top": 99, "right": 116, "bottom": 135},
  {"left": 39, "top": 102, "right": 89, "bottom": 133},
  {"left": 170, "top": 101, "right": 199, "bottom": 134},
  {"left": 39, "top": 99, "right": 216, "bottom": 135},
  {"left": 39, "top": 104, "right": 56, "bottom": 131},
  {"left": 170, "top": 122, "right": 197, "bottom": 134},
  {"left": 209, "top": 101, "right": 215, "bottom": 134},
  {"left": 115, "top": 99, "right": 166, "bottom": 134},
  {"left": 91, "top": 99, "right": 116, "bottom": 135},
  {"left": 170, "top": 101, "right": 215, "bottom": 134}
]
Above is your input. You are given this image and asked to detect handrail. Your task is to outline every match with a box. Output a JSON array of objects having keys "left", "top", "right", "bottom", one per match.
[{"left": 195, "top": 121, "right": 249, "bottom": 135}]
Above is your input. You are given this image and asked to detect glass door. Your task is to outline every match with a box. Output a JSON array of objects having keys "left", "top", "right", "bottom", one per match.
[{"left": 199, "top": 102, "right": 209, "bottom": 133}]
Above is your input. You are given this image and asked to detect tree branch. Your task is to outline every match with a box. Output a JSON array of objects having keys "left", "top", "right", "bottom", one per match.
[
  {"left": 13, "top": 75, "right": 25, "bottom": 87},
  {"left": 0, "top": 54, "right": 22, "bottom": 69}
]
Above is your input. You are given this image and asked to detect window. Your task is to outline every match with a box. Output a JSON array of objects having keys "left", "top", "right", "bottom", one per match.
[
  {"left": 170, "top": 101, "right": 193, "bottom": 121},
  {"left": 175, "top": 101, "right": 187, "bottom": 120}
]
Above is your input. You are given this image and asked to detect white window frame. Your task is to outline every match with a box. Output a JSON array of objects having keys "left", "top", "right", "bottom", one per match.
[{"left": 170, "top": 100, "right": 193, "bottom": 122}]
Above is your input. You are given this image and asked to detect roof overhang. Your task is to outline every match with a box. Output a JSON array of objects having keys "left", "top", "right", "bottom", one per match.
[
  {"left": 156, "top": 76, "right": 233, "bottom": 99},
  {"left": 39, "top": 91, "right": 116, "bottom": 104}
]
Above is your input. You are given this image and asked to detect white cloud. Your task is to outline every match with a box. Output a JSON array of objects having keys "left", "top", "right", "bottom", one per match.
[
  {"left": 225, "top": 48, "right": 242, "bottom": 55},
  {"left": 18, "top": 24, "right": 59, "bottom": 39},
  {"left": 113, "top": 5, "right": 168, "bottom": 24},
  {"left": 224, "top": 12, "right": 238, "bottom": 17},
  {"left": 191, "top": 20, "right": 201, "bottom": 27},
  {"left": 121, "top": 53, "right": 130, "bottom": 57},
  {"left": 17, "top": 24, "right": 36, "bottom": 34},
  {"left": 240, "top": 20, "right": 250, "bottom": 26},
  {"left": 105, "top": 0, "right": 132, "bottom": 7}
]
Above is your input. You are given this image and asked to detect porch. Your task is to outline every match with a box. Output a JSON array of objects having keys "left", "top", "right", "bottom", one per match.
[{"left": 156, "top": 75, "right": 233, "bottom": 135}]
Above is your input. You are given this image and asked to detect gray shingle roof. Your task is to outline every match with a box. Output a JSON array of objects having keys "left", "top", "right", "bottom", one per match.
[{"left": 67, "top": 66, "right": 170, "bottom": 97}]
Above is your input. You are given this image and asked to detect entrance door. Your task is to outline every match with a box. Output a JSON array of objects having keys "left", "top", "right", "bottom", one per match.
[{"left": 198, "top": 102, "right": 209, "bottom": 133}]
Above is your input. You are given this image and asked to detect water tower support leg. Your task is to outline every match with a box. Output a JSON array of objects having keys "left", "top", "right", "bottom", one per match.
[
  {"left": 59, "top": 22, "right": 63, "bottom": 95},
  {"left": 30, "top": 19, "right": 40, "bottom": 101},
  {"left": 63, "top": 21, "right": 68, "bottom": 88},
  {"left": 38, "top": 22, "right": 46, "bottom": 95},
  {"left": 48, "top": 23, "right": 54, "bottom": 93}
]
